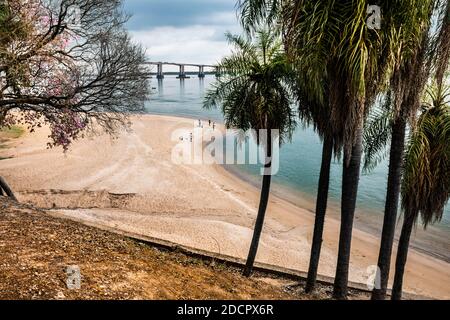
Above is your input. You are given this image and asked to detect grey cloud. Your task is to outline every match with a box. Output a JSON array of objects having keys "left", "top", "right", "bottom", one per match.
[{"left": 124, "top": 0, "right": 238, "bottom": 30}]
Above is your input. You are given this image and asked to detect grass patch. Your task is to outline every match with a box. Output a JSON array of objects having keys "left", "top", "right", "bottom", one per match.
[
  {"left": 0, "top": 125, "right": 24, "bottom": 151},
  {"left": 0, "top": 125, "right": 25, "bottom": 139}
]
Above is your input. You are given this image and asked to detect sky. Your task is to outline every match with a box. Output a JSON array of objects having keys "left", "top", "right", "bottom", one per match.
[{"left": 123, "top": 0, "right": 242, "bottom": 70}]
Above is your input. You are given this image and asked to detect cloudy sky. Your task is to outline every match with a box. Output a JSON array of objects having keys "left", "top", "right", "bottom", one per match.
[{"left": 123, "top": 0, "right": 242, "bottom": 70}]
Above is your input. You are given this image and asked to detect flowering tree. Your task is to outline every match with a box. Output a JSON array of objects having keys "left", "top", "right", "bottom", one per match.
[
  {"left": 0, "top": 0, "right": 150, "bottom": 198},
  {"left": 0, "top": 0, "right": 150, "bottom": 148}
]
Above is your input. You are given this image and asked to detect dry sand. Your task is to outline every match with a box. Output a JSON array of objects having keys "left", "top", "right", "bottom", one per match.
[{"left": 0, "top": 114, "right": 449, "bottom": 299}]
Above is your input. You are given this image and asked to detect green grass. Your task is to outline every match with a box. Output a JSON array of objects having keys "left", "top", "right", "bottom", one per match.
[
  {"left": 0, "top": 125, "right": 25, "bottom": 139},
  {"left": 0, "top": 125, "right": 24, "bottom": 153}
]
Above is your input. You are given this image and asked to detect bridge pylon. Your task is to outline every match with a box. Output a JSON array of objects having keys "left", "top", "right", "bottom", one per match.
[
  {"left": 176, "top": 65, "right": 190, "bottom": 79},
  {"left": 198, "top": 66, "right": 205, "bottom": 78}
]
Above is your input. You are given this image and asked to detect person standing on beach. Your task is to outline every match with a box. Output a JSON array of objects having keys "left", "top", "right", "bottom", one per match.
[{"left": 213, "top": 122, "right": 216, "bottom": 131}]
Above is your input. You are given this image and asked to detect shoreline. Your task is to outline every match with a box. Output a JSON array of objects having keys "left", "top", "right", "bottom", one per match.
[
  {"left": 1, "top": 113, "right": 449, "bottom": 299},
  {"left": 222, "top": 144, "right": 450, "bottom": 264}
]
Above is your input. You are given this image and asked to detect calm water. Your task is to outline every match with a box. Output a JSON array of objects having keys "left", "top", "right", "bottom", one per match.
[{"left": 145, "top": 76, "right": 450, "bottom": 227}]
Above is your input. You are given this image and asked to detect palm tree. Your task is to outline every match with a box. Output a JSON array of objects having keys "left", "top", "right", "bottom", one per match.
[
  {"left": 239, "top": 1, "right": 375, "bottom": 298},
  {"left": 279, "top": 1, "right": 395, "bottom": 299},
  {"left": 301, "top": 102, "right": 339, "bottom": 293},
  {"left": 238, "top": 0, "right": 443, "bottom": 299},
  {"left": 294, "top": 63, "right": 348, "bottom": 294},
  {"left": 238, "top": 0, "right": 345, "bottom": 292},
  {"left": 391, "top": 84, "right": 450, "bottom": 300},
  {"left": 238, "top": 0, "right": 389, "bottom": 298},
  {"left": 363, "top": 0, "right": 448, "bottom": 299},
  {"left": 203, "top": 29, "right": 297, "bottom": 277}
]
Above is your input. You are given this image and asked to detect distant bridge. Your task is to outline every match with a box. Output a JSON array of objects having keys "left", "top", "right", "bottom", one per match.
[{"left": 144, "top": 61, "right": 221, "bottom": 79}]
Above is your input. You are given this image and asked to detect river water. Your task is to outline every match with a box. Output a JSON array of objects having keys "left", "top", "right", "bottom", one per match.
[{"left": 144, "top": 76, "right": 449, "bottom": 261}]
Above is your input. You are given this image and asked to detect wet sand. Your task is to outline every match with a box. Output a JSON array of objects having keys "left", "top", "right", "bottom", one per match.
[{"left": 0, "top": 114, "right": 449, "bottom": 299}]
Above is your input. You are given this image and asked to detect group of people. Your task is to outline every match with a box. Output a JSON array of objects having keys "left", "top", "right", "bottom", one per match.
[
  {"left": 179, "top": 119, "right": 217, "bottom": 143},
  {"left": 198, "top": 119, "right": 216, "bottom": 131}
]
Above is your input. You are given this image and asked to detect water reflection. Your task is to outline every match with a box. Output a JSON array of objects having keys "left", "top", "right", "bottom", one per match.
[
  {"left": 199, "top": 77, "right": 205, "bottom": 93},
  {"left": 179, "top": 78, "right": 185, "bottom": 97},
  {"left": 157, "top": 79, "right": 164, "bottom": 96}
]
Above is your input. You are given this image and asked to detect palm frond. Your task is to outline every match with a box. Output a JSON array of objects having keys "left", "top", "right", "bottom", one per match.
[
  {"left": 402, "top": 84, "right": 450, "bottom": 228},
  {"left": 363, "top": 94, "right": 395, "bottom": 172},
  {"left": 237, "top": 0, "right": 280, "bottom": 34},
  {"left": 203, "top": 28, "right": 297, "bottom": 146}
]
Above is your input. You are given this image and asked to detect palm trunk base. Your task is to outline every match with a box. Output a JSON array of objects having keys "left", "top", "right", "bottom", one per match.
[
  {"left": 305, "top": 136, "right": 333, "bottom": 293},
  {"left": 371, "top": 118, "right": 406, "bottom": 301},
  {"left": 243, "top": 266, "right": 252, "bottom": 278},
  {"left": 332, "top": 288, "right": 348, "bottom": 300},
  {"left": 243, "top": 173, "right": 271, "bottom": 277},
  {"left": 333, "top": 121, "right": 363, "bottom": 300},
  {"left": 243, "top": 131, "right": 273, "bottom": 278},
  {"left": 304, "top": 281, "right": 315, "bottom": 294},
  {"left": 391, "top": 214, "right": 415, "bottom": 300},
  {"left": 371, "top": 288, "right": 386, "bottom": 300}
]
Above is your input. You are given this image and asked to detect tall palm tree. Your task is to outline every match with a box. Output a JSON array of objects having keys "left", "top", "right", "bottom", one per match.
[
  {"left": 391, "top": 84, "right": 450, "bottom": 300},
  {"left": 363, "top": 0, "right": 448, "bottom": 299},
  {"left": 238, "top": 0, "right": 442, "bottom": 299},
  {"left": 238, "top": 0, "right": 345, "bottom": 292},
  {"left": 238, "top": 0, "right": 390, "bottom": 298},
  {"left": 300, "top": 100, "right": 340, "bottom": 293},
  {"left": 203, "top": 29, "right": 297, "bottom": 277},
  {"left": 274, "top": 0, "right": 394, "bottom": 299},
  {"left": 294, "top": 59, "right": 348, "bottom": 294}
]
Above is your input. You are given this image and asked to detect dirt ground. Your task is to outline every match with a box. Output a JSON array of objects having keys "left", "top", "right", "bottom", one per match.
[
  {"left": 0, "top": 198, "right": 368, "bottom": 300},
  {"left": 0, "top": 198, "right": 372, "bottom": 300}
]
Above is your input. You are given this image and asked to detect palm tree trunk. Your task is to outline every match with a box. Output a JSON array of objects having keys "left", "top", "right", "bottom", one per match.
[
  {"left": 0, "top": 176, "right": 17, "bottom": 201},
  {"left": 243, "top": 131, "right": 272, "bottom": 277},
  {"left": 333, "top": 122, "right": 363, "bottom": 300},
  {"left": 391, "top": 213, "right": 415, "bottom": 300},
  {"left": 371, "top": 117, "right": 406, "bottom": 300},
  {"left": 305, "top": 135, "right": 333, "bottom": 293}
]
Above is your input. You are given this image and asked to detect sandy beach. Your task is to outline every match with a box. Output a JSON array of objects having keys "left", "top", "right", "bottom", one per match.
[{"left": 1, "top": 114, "right": 449, "bottom": 299}]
